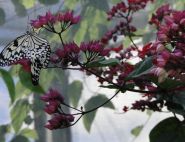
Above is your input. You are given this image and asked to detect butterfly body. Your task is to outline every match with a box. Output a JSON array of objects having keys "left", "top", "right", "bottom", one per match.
[{"left": 0, "top": 31, "right": 51, "bottom": 85}]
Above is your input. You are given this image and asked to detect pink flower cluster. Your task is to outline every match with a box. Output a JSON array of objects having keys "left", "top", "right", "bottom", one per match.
[
  {"left": 149, "top": 4, "right": 172, "bottom": 27},
  {"left": 41, "top": 89, "right": 74, "bottom": 130},
  {"left": 101, "top": 21, "right": 136, "bottom": 44},
  {"left": 31, "top": 11, "right": 80, "bottom": 32},
  {"left": 128, "top": 0, "right": 154, "bottom": 12},
  {"left": 51, "top": 41, "right": 109, "bottom": 66},
  {"left": 131, "top": 99, "right": 163, "bottom": 111},
  {"left": 45, "top": 114, "right": 74, "bottom": 130},
  {"left": 107, "top": 0, "right": 153, "bottom": 20},
  {"left": 148, "top": 5, "right": 185, "bottom": 79}
]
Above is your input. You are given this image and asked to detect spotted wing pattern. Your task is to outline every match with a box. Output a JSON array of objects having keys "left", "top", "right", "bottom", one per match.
[
  {"left": 0, "top": 31, "right": 51, "bottom": 85},
  {"left": 0, "top": 34, "right": 30, "bottom": 66}
]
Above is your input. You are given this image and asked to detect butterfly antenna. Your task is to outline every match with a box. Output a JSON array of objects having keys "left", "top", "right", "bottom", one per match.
[{"left": 27, "top": 15, "right": 30, "bottom": 32}]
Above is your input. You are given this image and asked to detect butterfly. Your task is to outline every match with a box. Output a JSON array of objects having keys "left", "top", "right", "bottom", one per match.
[{"left": 0, "top": 31, "right": 51, "bottom": 85}]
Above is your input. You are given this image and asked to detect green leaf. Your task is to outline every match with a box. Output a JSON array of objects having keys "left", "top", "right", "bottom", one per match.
[
  {"left": 83, "top": 111, "right": 96, "bottom": 133},
  {"left": 38, "top": 0, "right": 59, "bottom": 5},
  {"left": 68, "top": 80, "right": 83, "bottom": 108},
  {"left": 83, "top": 94, "right": 115, "bottom": 132},
  {"left": 19, "top": 69, "right": 45, "bottom": 94},
  {"left": 20, "top": 0, "right": 35, "bottom": 9},
  {"left": 111, "top": 0, "right": 121, "bottom": 4},
  {"left": 15, "top": 81, "right": 31, "bottom": 99},
  {"left": 24, "top": 115, "right": 33, "bottom": 125},
  {"left": 87, "top": 0, "right": 109, "bottom": 11},
  {"left": 165, "top": 44, "right": 174, "bottom": 52},
  {"left": 86, "top": 58, "right": 120, "bottom": 68},
  {"left": 74, "top": 20, "right": 88, "bottom": 44},
  {"left": 152, "top": 78, "right": 185, "bottom": 89},
  {"left": 0, "top": 125, "right": 9, "bottom": 142},
  {"left": 10, "top": 135, "right": 29, "bottom": 142},
  {"left": 11, "top": 99, "right": 30, "bottom": 133},
  {"left": 100, "top": 83, "right": 134, "bottom": 90},
  {"left": 65, "top": 0, "right": 78, "bottom": 9},
  {"left": 0, "top": 69, "right": 15, "bottom": 103},
  {"left": 19, "top": 128, "right": 38, "bottom": 139},
  {"left": 150, "top": 117, "right": 185, "bottom": 142},
  {"left": 126, "top": 57, "right": 153, "bottom": 80},
  {"left": 40, "top": 69, "right": 56, "bottom": 90},
  {"left": 0, "top": 8, "right": 5, "bottom": 25},
  {"left": 131, "top": 125, "right": 143, "bottom": 137},
  {"left": 11, "top": 0, "right": 27, "bottom": 17},
  {"left": 100, "top": 84, "right": 119, "bottom": 89},
  {"left": 172, "top": 92, "right": 185, "bottom": 113}
]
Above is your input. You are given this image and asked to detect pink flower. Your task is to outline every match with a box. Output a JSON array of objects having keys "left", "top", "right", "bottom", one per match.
[
  {"left": 45, "top": 114, "right": 75, "bottom": 130},
  {"left": 41, "top": 89, "right": 64, "bottom": 103},
  {"left": 13, "top": 59, "right": 31, "bottom": 72},
  {"left": 44, "top": 101, "right": 60, "bottom": 114},
  {"left": 156, "top": 4, "right": 171, "bottom": 20},
  {"left": 55, "top": 42, "right": 80, "bottom": 65},
  {"left": 57, "top": 11, "right": 80, "bottom": 25},
  {"left": 30, "top": 20, "right": 42, "bottom": 29},
  {"left": 45, "top": 11, "right": 56, "bottom": 23},
  {"left": 31, "top": 11, "right": 80, "bottom": 31}
]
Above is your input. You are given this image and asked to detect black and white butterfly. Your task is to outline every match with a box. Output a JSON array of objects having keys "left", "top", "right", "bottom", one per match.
[{"left": 0, "top": 31, "right": 51, "bottom": 85}]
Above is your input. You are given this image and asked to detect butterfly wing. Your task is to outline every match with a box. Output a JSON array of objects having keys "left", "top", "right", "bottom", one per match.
[
  {"left": 30, "top": 33, "right": 51, "bottom": 67},
  {"left": 0, "top": 31, "right": 51, "bottom": 85},
  {"left": 29, "top": 33, "right": 51, "bottom": 85},
  {"left": 0, "top": 34, "right": 30, "bottom": 66},
  {"left": 31, "top": 59, "right": 42, "bottom": 85}
]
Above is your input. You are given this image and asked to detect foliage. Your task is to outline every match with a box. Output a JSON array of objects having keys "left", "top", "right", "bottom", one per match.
[{"left": 0, "top": 0, "right": 185, "bottom": 142}]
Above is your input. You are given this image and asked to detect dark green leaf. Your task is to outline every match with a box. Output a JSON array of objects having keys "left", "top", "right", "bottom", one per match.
[
  {"left": 0, "top": 69, "right": 15, "bottom": 103},
  {"left": 166, "top": 102, "right": 185, "bottom": 116},
  {"left": 171, "top": 92, "right": 185, "bottom": 115},
  {"left": 150, "top": 117, "right": 185, "bottom": 142},
  {"left": 100, "top": 84, "right": 119, "bottom": 89},
  {"left": 0, "top": 125, "right": 9, "bottom": 142},
  {"left": 19, "top": 128, "right": 38, "bottom": 139},
  {"left": 131, "top": 125, "right": 143, "bottom": 137},
  {"left": 24, "top": 115, "right": 33, "bottom": 125},
  {"left": 86, "top": 58, "right": 120, "bottom": 68},
  {"left": 11, "top": 99, "right": 30, "bottom": 132},
  {"left": 38, "top": 0, "right": 59, "bottom": 5},
  {"left": 0, "top": 8, "right": 5, "bottom": 25},
  {"left": 83, "top": 94, "right": 115, "bottom": 132},
  {"left": 19, "top": 69, "right": 45, "bottom": 94},
  {"left": 11, "top": 135, "right": 29, "bottom": 142},
  {"left": 152, "top": 77, "right": 185, "bottom": 89},
  {"left": 100, "top": 83, "right": 134, "bottom": 90},
  {"left": 126, "top": 57, "right": 153, "bottom": 80},
  {"left": 68, "top": 80, "right": 83, "bottom": 108}
]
